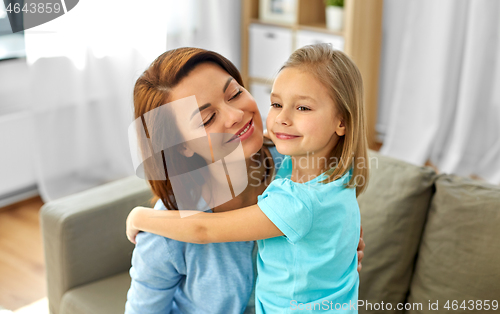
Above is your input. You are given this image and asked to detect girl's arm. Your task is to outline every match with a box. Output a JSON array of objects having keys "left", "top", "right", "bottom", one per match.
[{"left": 126, "top": 205, "right": 283, "bottom": 244}]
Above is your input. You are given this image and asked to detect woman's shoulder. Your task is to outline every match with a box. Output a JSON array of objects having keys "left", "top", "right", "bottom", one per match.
[
  {"left": 134, "top": 229, "right": 185, "bottom": 261},
  {"left": 133, "top": 200, "right": 189, "bottom": 259},
  {"left": 263, "top": 131, "right": 274, "bottom": 146}
]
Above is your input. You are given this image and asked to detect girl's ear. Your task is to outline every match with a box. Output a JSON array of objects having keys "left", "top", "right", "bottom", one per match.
[
  {"left": 178, "top": 144, "right": 194, "bottom": 158},
  {"left": 335, "top": 119, "right": 346, "bottom": 136}
]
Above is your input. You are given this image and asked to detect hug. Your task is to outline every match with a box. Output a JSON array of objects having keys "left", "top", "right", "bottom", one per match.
[{"left": 125, "top": 44, "right": 367, "bottom": 313}]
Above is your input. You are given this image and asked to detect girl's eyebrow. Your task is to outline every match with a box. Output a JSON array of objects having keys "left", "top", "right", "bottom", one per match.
[
  {"left": 271, "top": 93, "right": 316, "bottom": 102},
  {"left": 295, "top": 95, "right": 316, "bottom": 102}
]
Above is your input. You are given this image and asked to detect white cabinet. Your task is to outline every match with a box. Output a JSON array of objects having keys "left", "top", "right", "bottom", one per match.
[
  {"left": 296, "top": 30, "right": 344, "bottom": 51},
  {"left": 250, "top": 82, "right": 273, "bottom": 130},
  {"left": 249, "top": 24, "right": 293, "bottom": 80},
  {"left": 242, "top": 0, "right": 383, "bottom": 148}
]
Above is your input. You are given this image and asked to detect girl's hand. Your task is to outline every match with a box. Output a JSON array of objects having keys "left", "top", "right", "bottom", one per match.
[
  {"left": 357, "top": 225, "right": 365, "bottom": 272},
  {"left": 126, "top": 206, "right": 144, "bottom": 244}
]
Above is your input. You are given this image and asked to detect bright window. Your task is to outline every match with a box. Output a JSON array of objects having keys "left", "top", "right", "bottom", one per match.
[{"left": 0, "top": 1, "right": 26, "bottom": 60}]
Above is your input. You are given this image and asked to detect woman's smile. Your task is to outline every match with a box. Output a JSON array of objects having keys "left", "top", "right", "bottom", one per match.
[
  {"left": 169, "top": 63, "right": 264, "bottom": 160},
  {"left": 227, "top": 118, "right": 255, "bottom": 143}
]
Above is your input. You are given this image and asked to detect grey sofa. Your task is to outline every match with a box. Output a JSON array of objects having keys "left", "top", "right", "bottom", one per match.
[{"left": 40, "top": 152, "right": 500, "bottom": 314}]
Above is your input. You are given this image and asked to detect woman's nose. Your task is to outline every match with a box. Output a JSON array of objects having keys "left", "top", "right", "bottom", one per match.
[{"left": 223, "top": 104, "right": 244, "bottom": 129}]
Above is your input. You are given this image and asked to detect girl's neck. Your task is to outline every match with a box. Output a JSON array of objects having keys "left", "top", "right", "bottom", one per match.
[
  {"left": 290, "top": 154, "right": 330, "bottom": 183},
  {"left": 213, "top": 147, "right": 273, "bottom": 213}
]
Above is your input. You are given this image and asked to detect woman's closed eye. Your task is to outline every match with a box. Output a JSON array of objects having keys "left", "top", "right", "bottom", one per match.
[
  {"left": 201, "top": 113, "right": 216, "bottom": 127},
  {"left": 229, "top": 89, "right": 242, "bottom": 101},
  {"left": 200, "top": 88, "right": 243, "bottom": 128}
]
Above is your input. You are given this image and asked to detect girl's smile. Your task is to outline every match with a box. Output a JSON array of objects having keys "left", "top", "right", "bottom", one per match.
[{"left": 273, "top": 132, "right": 301, "bottom": 140}]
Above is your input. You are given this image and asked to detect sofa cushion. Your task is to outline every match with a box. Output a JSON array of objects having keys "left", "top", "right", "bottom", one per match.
[
  {"left": 407, "top": 174, "right": 500, "bottom": 313},
  {"left": 60, "top": 272, "right": 130, "bottom": 314},
  {"left": 357, "top": 152, "right": 436, "bottom": 313}
]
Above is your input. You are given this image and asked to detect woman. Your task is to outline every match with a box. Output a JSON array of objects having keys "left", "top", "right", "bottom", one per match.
[{"left": 125, "top": 47, "right": 365, "bottom": 314}]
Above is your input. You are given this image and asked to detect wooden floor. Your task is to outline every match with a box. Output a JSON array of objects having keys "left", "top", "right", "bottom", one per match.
[{"left": 0, "top": 196, "right": 46, "bottom": 311}]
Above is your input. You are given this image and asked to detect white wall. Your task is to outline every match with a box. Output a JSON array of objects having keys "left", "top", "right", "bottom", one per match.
[{"left": 0, "top": 59, "right": 37, "bottom": 198}]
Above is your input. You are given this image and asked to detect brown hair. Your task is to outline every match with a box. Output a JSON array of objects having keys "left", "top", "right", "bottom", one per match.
[
  {"left": 280, "top": 43, "right": 369, "bottom": 196},
  {"left": 133, "top": 47, "right": 244, "bottom": 209}
]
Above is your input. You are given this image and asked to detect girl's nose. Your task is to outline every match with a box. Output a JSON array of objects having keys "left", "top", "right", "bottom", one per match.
[
  {"left": 275, "top": 110, "right": 291, "bottom": 126},
  {"left": 223, "top": 104, "right": 244, "bottom": 129}
]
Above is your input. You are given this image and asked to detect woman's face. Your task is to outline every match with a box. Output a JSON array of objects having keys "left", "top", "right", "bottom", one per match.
[{"left": 169, "top": 62, "right": 264, "bottom": 161}]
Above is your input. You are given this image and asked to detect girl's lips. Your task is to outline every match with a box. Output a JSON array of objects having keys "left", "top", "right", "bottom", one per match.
[{"left": 274, "top": 132, "right": 300, "bottom": 140}]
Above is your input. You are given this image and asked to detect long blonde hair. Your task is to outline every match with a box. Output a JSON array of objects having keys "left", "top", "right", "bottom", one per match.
[{"left": 280, "top": 43, "right": 369, "bottom": 196}]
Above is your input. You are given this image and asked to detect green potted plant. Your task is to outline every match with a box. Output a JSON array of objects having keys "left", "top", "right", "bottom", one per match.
[{"left": 325, "top": 0, "right": 344, "bottom": 31}]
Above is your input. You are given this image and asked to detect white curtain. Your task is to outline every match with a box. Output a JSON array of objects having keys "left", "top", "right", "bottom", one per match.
[
  {"left": 379, "top": 0, "right": 500, "bottom": 184},
  {"left": 25, "top": 0, "right": 167, "bottom": 201},
  {"left": 165, "top": 0, "right": 242, "bottom": 69}
]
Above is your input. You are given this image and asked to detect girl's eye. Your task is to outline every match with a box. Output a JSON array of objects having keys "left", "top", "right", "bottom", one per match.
[
  {"left": 229, "top": 89, "right": 242, "bottom": 101},
  {"left": 297, "top": 106, "right": 311, "bottom": 111},
  {"left": 271, "top": 103, "right": 282, "bottom": 108},
  {"left": 201, "top": 113, "right": 216, "bottom": 128}
]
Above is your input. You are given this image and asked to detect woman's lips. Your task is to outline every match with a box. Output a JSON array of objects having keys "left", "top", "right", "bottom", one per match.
[
  {"left": 227, "top": 118, "right": 254, "bottom": 143},
  {"left": 274, "top": 132, "right": 300, "bottom": 140}
]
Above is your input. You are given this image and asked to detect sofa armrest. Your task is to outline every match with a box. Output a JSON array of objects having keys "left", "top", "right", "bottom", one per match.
[{"left": 40, "top": 176, "right": 153, "bottom": 314}]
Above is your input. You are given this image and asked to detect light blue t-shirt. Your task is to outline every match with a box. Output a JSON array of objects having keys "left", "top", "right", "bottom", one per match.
[{"left": 256, "top": 156, "right": 360, "bottom": 313}]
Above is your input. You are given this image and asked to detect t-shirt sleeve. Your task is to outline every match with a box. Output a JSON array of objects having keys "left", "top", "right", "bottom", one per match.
[
  {"left": 125, "top": 232, "right": 183, "bottom": 314},
  {"left": 257, "top": 179, "right": 313, "bottom": 244}
]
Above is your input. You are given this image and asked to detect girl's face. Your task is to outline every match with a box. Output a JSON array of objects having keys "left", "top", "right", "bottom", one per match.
[
  {"left": 267, "top": 67, "right": 345, "bottom": 159},
  {"left": 169, "top": 62, "right": 263, "bottom": 161}
]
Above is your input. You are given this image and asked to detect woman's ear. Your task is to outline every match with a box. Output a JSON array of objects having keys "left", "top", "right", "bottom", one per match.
[
  {"left": 335, "top": 119, "right": 346, "bottom": 136},
  {"left": 178, "top": 144, "right": 194, "bottom": 158}
]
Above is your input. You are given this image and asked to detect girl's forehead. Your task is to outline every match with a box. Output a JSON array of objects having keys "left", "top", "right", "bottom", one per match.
[{"left": 273, "top": 68, "right": 328, "bottom": 98}]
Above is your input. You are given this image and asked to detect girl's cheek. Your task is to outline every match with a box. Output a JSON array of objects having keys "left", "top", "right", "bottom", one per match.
[{"left": 266, "top": 113, "right": 274, "bottom": 128}]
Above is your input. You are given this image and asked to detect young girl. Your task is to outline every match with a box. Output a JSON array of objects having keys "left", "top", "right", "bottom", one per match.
[{"left": 127, "top": 44, "right": 369, "bottom": 313}]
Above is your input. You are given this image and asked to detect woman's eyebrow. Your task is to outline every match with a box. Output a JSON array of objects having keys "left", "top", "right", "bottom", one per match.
[
  {"left": 191, "top": 103, "right": 211, "bottom": 120},
  {"left": 190, "top": 78, "right": 234, "bottom": 120},
  {"left": 223, "top": 77, "right": 233, "bottom": 93}
]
